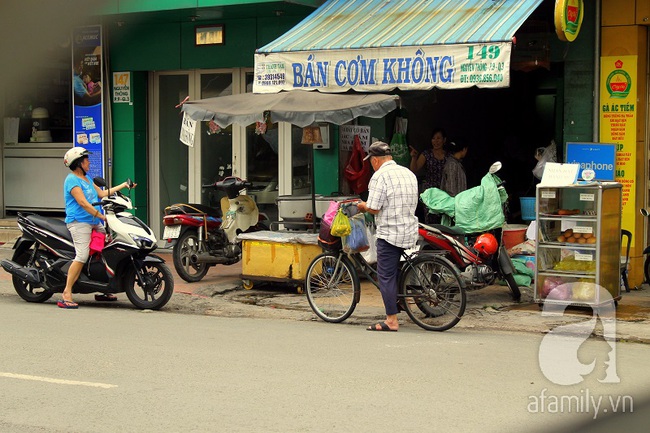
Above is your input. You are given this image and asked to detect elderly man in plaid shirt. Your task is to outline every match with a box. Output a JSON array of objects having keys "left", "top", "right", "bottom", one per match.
[{"left": 357, "top": 141, "right": 419, "bottom": 332}]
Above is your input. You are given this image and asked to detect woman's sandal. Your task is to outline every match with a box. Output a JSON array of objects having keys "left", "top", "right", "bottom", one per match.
[{"left": 57, "top": 299, "right": 79, "bottom": 309}]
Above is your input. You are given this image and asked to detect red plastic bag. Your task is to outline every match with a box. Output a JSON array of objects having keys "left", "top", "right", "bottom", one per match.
[
  {"left": 344, "top": 135, "right": 371, "bottom": 194},
  {"left": 89, "top": 230, "right": 105, "bottom": 256}
]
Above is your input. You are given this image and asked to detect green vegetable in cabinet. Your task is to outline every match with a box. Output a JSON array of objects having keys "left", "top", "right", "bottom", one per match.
[
  {"left": 552, "top": 256, "right": 596, "bottom": 272},
  {"left": 571, "top": 281, "right": 596, "bottom": 301}
]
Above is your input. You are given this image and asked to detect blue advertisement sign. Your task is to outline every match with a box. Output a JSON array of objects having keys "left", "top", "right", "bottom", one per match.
[
  {"left": 565, "top": 142, "right": 616, "bottom": 181},
  {"left": 72, "top": 25, "right": 104, "bottom": 180}
]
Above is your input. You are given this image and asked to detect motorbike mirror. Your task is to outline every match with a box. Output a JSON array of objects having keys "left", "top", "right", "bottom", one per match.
[
  {"left": 641, "top": 208, "right": 649, "bottom": 217},
  {"left": 489, "top": 162, "right": 502, "bottom": 174},
  {"left": 93, "top": 177, "right": 107, "bottom": 187}
]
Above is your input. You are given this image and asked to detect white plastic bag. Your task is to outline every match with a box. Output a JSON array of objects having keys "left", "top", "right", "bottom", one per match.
[
  {"left": 360, "top": 224, "right": 377, "bottom": 264},
  {"left": 532, "top": 141, "right": 557, "bottom": 180}
]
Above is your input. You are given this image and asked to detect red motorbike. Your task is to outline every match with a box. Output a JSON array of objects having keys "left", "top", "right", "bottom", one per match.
[
  {"left": 162, "top": 177, "right": 267, "bottom": 282},
  {"left": 418, "top": 162, "right": 521, "bottom": 301}
]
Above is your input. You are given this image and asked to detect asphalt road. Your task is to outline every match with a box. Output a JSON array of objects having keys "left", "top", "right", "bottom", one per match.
[{"left": 1, "top": 296, "right": 650, "bottom": 433}]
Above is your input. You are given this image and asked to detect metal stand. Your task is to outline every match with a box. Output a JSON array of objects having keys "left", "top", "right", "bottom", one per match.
[{"left": 310, "top": 146, "right": 317, "bottom": 233}]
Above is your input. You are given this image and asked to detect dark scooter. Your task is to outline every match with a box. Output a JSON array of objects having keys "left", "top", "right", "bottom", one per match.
[
  {"left": 162, "top": 176, "right": 267, "bottom": 283},
  {"left": 419, "top": 162, "right": 521, "bottom": 301}
]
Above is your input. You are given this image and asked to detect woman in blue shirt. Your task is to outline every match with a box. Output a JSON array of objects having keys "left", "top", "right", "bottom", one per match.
[{"left": 59, "top": 147, "right": 134, "bottom": 309}]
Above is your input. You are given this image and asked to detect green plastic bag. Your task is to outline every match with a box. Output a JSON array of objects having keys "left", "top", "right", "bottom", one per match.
[
  {"left": 330, "top": 209, "right": 352, "bottom": 237},
  {"left": 390, "top": 117, "right": 410, "bottom": 167},
  {"left": 390, "top": 133, "right": 410, "bottom": 167}
]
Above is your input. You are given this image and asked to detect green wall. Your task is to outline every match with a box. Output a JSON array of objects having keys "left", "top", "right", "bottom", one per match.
[
  {"left": 104, "top": 9, "right": 311, "bottom": 223},
  {"left": 561, "top": 4, "right": 597, "bottom": 155},
  {"left": 110, "top": 72, "right": 148, "bottom": 221}
]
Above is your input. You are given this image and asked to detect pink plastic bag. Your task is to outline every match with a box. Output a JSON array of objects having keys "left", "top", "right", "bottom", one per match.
[
  {"left": 322, "top": 201, "right": 339, "bottom": 226},
  {"left": 89, "top": 230, "right": 105, "bottom": 256}
]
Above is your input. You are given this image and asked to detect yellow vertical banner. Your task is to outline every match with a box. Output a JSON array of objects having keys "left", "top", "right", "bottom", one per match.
[{"left": 600, "top": 55, "right": 637, "bottom": 233}]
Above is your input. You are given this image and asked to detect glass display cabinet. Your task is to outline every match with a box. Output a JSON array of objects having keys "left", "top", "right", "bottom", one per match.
[{"left": 534, "top": 183, "right": 622, "bottom": 306}]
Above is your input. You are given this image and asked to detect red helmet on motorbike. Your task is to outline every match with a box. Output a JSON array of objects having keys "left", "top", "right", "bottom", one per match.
[{"left": 473, "top": 233, "right": 498, "bottom": 256}]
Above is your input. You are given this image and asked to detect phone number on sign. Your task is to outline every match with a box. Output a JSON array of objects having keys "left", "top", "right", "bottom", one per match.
[
  {"left": 460, "top": 73, "right": 504, "bottom": 84},
  {"left": 257, "top": 73, "right": 286, "bottom": 81}
]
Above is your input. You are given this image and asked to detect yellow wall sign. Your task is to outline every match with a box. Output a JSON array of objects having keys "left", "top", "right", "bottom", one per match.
[
  {"left": 555, "top": 0, "right": 584, "bottom": 42},
  {"left": 600, "top": 55, "right": 637, "bottom": 234}
]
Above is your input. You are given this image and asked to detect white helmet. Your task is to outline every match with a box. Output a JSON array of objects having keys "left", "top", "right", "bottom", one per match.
[{"left": 63, "top": 147, "right": 90, "bottom": 168}]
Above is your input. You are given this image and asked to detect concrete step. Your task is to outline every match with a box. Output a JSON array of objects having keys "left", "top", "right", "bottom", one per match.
[{"left": 0, "top": 218, "right": 20, "bottom": 247}]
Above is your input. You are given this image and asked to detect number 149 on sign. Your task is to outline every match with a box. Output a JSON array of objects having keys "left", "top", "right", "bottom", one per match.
[{"left": 467, "top": 45, "right": 501, "bottom": 60}]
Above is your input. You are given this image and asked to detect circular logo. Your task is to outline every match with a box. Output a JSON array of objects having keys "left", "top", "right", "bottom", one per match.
[
  {"left": 606, "top": 68, "right": 632, "bottom": 98},
  {"left": 555, "top": 0, "right": 584, "bottom": 42}
]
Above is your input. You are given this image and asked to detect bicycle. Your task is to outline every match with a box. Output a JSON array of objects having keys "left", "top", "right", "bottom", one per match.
[{"left": 305, "top": 246, "right": 467, "bottom": 331}]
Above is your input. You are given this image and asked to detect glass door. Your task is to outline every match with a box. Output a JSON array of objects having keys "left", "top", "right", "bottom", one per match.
[
  {"left": 150, "top": 70, "right": 237, "bottom": 238},
  {"left": 199, "top": 72, "right": 233, "bottom": 208},
  {"left": 156, "top": 73, "right": 190, "bottom": 234}
]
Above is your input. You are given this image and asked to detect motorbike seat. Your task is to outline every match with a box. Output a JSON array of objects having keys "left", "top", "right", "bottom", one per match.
[
  {"left": 26, "top": 214, "right": 73, "bottom": 242},
  {"left": 421, "top": 223, "right": 467, "bottom": 237},
  {"left": 165, "top": 203, "right": 222, "bottom": 218}
]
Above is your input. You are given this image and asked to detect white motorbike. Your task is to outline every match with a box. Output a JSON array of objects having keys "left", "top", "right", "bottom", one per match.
[{"left": 1, "top": 178, "right": 174, "bottom": 309}]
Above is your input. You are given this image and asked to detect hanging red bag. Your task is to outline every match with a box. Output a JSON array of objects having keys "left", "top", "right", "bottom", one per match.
[{"left": 344, "top": 135, "right": 371, "bottom": 194}]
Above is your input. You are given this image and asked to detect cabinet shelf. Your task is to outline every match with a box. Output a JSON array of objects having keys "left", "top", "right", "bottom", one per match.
[
  {"left": 538, "top": 242, "right": 597, "bottom": 249},
  {"left": 538, "top": 270, "right": 597, "bottom": 278}
]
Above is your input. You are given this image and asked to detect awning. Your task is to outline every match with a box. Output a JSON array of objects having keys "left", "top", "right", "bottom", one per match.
[
  {"left": 181, "top": 90, "right": 399, "bottom": 128},
  {"left": 254, "top": 0, "right": 544, "bottom": 93}
]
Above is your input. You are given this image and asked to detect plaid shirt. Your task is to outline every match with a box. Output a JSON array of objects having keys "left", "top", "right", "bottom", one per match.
[{"left": 366, "top": 160, "right": 419, "bottom": 249}]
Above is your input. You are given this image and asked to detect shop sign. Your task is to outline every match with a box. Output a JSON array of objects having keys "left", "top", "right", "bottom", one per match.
[
  {"left": 554, "top": 0, "right": 584, "bottom": 42},
  {"left": 179, "top": 112, "right": 197, "bottom": 147},
  {"left": 113, "top": 72, "right": 131, "bottom": 104},
  {"left": 254, "top": 42, "right": 511, "bottom": 93},
  {"left": 565, "top": 143, "right": 616, "bottom": 181},
  {"left": 339, "top": 125, "right": 370, "bottom": 152},
  {"left": 72, "top": 25, "right": 104, "bottom": 180},
  {"left": 600, "top": 56, "right": 637, "bottom": 235}
]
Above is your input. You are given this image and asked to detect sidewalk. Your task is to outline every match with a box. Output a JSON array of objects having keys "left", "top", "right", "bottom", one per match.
[
  {"left": 2, "top": 243, "right": 650, "bottom": 342},
  {"left": 155, "top": 247, "right": 650, "bottom": 342}
]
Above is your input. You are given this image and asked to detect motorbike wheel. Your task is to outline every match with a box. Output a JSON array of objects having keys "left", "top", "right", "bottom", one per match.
[
  {"left": 11, "top": 246, "right": 53, "bottom": 303},
  {"left": 173, "top": 229, "right": 210, "bottom": 283},
  {"left": 504, "top": 272, "right": 521, "bottom": 302},
  {"left": 644, "top": 256, "right": 650, "bottom": 284},
  {"left": 124, "top": 261, "right": 174, "bottom": 310}
]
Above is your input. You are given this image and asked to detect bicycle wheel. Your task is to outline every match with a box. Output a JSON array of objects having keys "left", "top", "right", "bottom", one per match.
[
  {"left": 400, "top": 254, "right": 466, "bottom": 331},
  {"left": 305, "top": 252, "right": 360, "bottom": 323}
]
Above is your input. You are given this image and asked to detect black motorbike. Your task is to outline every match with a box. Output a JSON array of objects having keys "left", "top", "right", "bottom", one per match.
[{"left": 0, "top": 178, "right": 174, "bottom": 309}]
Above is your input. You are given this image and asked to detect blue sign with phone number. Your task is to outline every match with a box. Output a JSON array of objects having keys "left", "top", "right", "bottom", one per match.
[{"left": 565, "top": 142, "right": 616, "bottom": 181}]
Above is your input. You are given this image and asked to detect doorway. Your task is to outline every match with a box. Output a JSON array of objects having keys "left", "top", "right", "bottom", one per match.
[{"left": 150, "top": 69, "right": 243, "bottom": 238}]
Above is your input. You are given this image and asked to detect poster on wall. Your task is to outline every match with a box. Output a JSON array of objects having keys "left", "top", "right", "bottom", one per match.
[
  {"left": 599, "top": 55, "right": 637, "bottom": 233},
  {"left": 339, "top": 125, "right": 371, "bottom": 152},
  {"left": 72, "top": 25, "right": 104, "bottom": 180}
]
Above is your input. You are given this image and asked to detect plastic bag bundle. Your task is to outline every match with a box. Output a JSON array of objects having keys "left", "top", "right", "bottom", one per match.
[
  {"left": 89, "top": 230, "right": 105, "bottom": 256},
  {"left": 360, "top": 222, "right": 377, "bottom": 264},
  {"left": 390, "top": 117, "right": 410, "bottom": 167},
  {"left": 344, "top": 135, "right": 372, "bottom": 194},
  {"left": 330, "top": 209, "right": 352, "bottom": 237},
  {"left": 532, "top": 141, "right": 557, "bottom": 180},
  {"left": 322, "top": 200, "right": 339, "bottom": 226},
  {"left": 342, "top": 214, "right": 369, "bottom": 253},
  {"left": 318, "top": 221, "right": 342, "bottom": 251}
]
